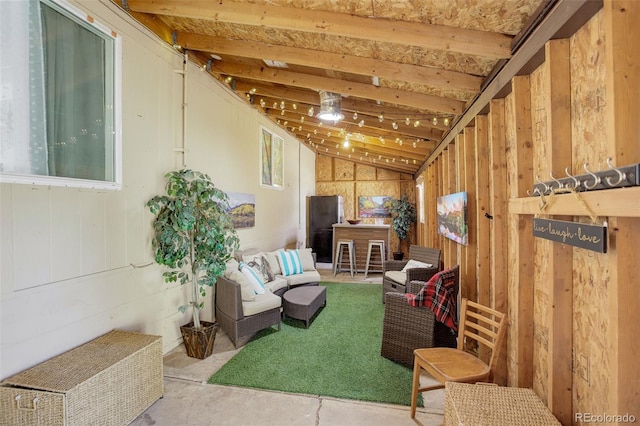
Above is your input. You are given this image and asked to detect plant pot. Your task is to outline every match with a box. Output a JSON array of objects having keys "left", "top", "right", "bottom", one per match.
[
  {"left": 180, "top": 321, "right": 218, "bottom": 359},
  {"left": 393, "top": 252, "right": 404, "bottom": 261}
]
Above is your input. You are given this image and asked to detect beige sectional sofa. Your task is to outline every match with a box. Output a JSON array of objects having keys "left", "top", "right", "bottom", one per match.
[{"left": 214, "top": 247, "right": 321, "bottom": 347}]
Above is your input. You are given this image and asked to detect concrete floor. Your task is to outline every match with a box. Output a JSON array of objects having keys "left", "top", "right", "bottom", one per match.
[{"left": 130, "top": 268, "right": 446, "bottom": 426}]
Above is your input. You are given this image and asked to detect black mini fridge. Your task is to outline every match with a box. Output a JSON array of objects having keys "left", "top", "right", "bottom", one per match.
[{"left": 308, "top": 195, "right": 343, "bottom": 263}]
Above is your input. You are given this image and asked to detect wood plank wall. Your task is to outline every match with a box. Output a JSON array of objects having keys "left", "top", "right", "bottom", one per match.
[{"left": 416, "top": 3, "right": 639, "bottom": 424}]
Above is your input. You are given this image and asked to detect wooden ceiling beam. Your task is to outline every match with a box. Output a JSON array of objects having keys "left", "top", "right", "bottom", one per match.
[
  {"left": 280, "top": 122, "right": 429, "bottom": 161},
  {"left": 260, "top": 101, "right": 443, "bottom": 141},
  {"left": 177, "top": 33, "right": 483, "bottom": 93},
  {"left": 233, "top": 82, "right": 451, "bottom": 130},
  {"left": 214, "top": 62, "right": 466, "bottom": 114},
  {"left": 312, "top": 149, "right": 418, "bottom": 174},
  {"left": 126, "top": 0, "right": 513, "bottom": 59}
]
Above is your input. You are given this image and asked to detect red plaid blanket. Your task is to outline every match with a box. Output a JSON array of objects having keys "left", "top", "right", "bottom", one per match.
[{"left": 405, "top": 268, "right": 458, "bottom": 332}]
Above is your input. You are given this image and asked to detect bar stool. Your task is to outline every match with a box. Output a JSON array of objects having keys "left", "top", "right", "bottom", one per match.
[
  {"left": 334, "top": 239, "right": 356, "bottom": 277},
  {"left": 364, "top": 239, "right": 386, "bottom": 279}
]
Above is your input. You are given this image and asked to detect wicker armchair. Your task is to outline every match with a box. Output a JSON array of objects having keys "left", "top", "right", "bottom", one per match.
[
  {"left": 382, "top": 245, "right": 441, "bottom": 302},
  {"left": 215, "top": 276, "right": 281, "bottom": 348},
  {"left": 380, "top": 265, "right": 459, "bottom": 367}
]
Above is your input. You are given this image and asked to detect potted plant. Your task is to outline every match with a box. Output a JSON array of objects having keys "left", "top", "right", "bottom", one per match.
[
  {"left": 389, "top": 195, "right": 417, "bottom": 260},
  {"left": 147, "top": 169, "right": 239, "bottom": 359}
]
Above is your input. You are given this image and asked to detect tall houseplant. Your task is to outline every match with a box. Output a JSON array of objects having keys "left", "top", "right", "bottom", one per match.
[
  {"left": 389, "top": 195, "right": 417, "bottom": 260},
  {"left": 147, "top": 169, "right": 239, "bottom": 358}
]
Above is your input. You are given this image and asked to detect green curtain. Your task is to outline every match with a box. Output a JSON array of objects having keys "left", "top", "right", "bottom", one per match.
[{"left": 41, "top": 1, "right": 109, "bottom": 181}]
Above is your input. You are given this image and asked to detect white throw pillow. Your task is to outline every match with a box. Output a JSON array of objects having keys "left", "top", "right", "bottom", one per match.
[
  {"left": 239, "top": 262, "right": 266, "bottom": 294},
  {"left": 242, "top": 252, "right": 274, "bottom": 282},
  {"left": 228, "top": 269, "right": 256, "bottom": 301},
  {"left": 401, "top": 259, "right": 433, "bottom": 273},
  {"left": 292, "top": 248, "right": 315, "bottom": 271},
  {"left": 277, "top": 250, "right": 303, "bottom": 276}
]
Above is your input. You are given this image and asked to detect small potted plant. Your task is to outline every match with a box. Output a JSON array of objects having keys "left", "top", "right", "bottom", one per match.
[
  {"left": 389, "top": 195, "right": 417, "bottom": 260},
  {"left": 147, "top": 169, "right": 239, "bottom": 359}
]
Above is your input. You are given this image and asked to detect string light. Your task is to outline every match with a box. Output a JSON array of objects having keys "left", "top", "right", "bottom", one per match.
[
  {"left": 292, "top": 103, "right": 297, "bottom": 110},
  {"left": 444, "top": 117, "right": 450, "bottom": 126},
  {"left": 405, "top": 117, "right": 411, "bottom": 125},
  {"left": 378, "top": 114, "right": 384, "bottom": 122},
  {"left": 308, "top": 107, "right": 314, "bottom": 116},
  {"left": 353, "top": 112, "right": 358, "bottom": 120},
  {"left": 280, "top": 100, "right": 285, "bottom": 110},
  {"left": 413, "top": 120, "right": 420, "bottom": 127},
  {"left": 392, "top": 121, "right": 398, "bottom": 130},
  {"left": 259, "top": 99, "right": 266, "bottom": 108},
  {"left": 432, "top": 117, "right": 438, "bottom": 125},
  {"left": 358, "top": 120, "right": 365, "bottom": 127}
]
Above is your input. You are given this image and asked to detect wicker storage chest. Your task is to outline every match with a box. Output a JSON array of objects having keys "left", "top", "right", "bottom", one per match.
[
  {"left": 0, "top": 330, "right": 163, "bottom": 426},
  {"left": 444, "top": 382, "right": 561, "bottom": 426}
]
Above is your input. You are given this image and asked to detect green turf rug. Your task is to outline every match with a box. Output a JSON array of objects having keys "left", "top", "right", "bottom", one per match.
[{"left": 209, "top": 282, "right": 419, "bottom": 406}]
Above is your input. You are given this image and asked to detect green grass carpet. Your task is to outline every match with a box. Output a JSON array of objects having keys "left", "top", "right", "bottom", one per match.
[{"left": 209, "top": 282, "right": 419, "bottom": 406}]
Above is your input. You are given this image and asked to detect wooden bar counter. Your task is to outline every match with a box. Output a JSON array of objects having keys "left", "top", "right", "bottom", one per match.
[{"left": 332, "top": 223, "right": 390, "bottom": 273}]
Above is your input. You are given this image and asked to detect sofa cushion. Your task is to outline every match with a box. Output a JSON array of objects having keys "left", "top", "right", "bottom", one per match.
[
  {"left": 280, "top": 270, "right": 321, "bottom": 287},
  {"left": 242, "top": 291, "right": 281, "bottom": 317},
  {"left": 239, "top": 262, "right": 266, "bottom": 294},
  {"left": 242, "top": 252, "right": 275, "bottom": 282},
  {"left": 384, "top": 270, "right": 407, "bottom": 285},
  {"left": 263, "top": 250, "right": 283, "bottom": 276},
  {"left": 228, "top": 269, "right": 256, "bottom": 301},
  {"left": 264, "top": 276, "right": 288, "bottom": 295},
  {"left": 224, "top": 258, "right": 240, "bottom": 278},
  {"left": 277, "top": 250, "right": 303, "bottom": 276},
  {"left": 294, "top": 248, "right": 316, "bottom": 271},
  {"left": 401, "top": 259, "right": 433, "bottom": 273}
]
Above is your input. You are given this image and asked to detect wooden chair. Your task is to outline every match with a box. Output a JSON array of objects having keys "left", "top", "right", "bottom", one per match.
[{"left": 410, "top": 298, "right": 506, "bottom": 419}]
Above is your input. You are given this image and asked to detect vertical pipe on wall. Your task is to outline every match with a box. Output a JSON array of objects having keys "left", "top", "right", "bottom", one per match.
[{"left": 173, "top": 50, "right": 188, "bottom": 167}]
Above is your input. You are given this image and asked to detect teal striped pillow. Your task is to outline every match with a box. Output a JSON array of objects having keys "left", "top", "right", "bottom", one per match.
[{"left": 277, "top": 250, "right": 303, "bottom": 276}]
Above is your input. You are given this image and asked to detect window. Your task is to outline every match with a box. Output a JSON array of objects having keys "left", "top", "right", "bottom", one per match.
[
  {"left": 0, "top": 0, "right": 122, "bottom": 189},
  {"left": 417, "top": 177, "right": 425, "bottom": 224}
]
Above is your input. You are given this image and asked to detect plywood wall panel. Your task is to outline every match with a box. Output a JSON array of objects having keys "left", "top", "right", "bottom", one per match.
[
  {"left": 316, "top": 181, "right": 356, "bottom": 219},
  {"left": 529, "top": 62, "right": 550, "bottom": 406},
  {"left": 377, "top": 169, "right": 401, "bottom": 181},
  {"left": 570, "top": 11, "right": 611, "bottom": 418},
  {"left": 316, "top": 155, "right": 333, "bottom": 182},
  {"left": 355, "top": 163, "right": 376, "bottom": 181},
  {"left": 334, "top": 158, "right": 355, "bottom": 181},
  {"left": 603, "top": 1, "right": 640, "bottom": 416}
]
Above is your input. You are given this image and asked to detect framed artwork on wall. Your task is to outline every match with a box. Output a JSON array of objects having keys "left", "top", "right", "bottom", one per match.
[
  {"left": 227, "top": 192, "right": 255, "bottom": 229},
  {"left": 358, "top": 195, "right": 393, "bottom": 218},
  {"left": 260, "top": 126, "right": 283, "bottom": 189},
  {"left": 436, "top": 191, "right": 468, "bottom": 245}
]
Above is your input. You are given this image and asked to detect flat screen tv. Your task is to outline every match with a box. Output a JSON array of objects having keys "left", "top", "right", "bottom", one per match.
[{"left": 437, "top": 191, "right": 468, "bottom": 245}]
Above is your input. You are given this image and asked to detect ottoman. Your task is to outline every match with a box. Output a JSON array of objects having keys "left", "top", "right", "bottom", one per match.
[
  {"left": 444, "top": 382, "right": 561, "bottom": 425},
  {"left": 283, "top": 286, "right": 327, "bottom": 328}
]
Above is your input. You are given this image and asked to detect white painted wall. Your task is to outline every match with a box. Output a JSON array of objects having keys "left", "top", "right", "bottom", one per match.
[{"left": 0, "top": 0, "right": 316, "bottom": 379}]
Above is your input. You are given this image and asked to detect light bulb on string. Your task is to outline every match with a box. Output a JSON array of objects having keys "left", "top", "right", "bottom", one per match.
[
  {"left": 378, "top": 114, "right": 384, "bottom": 122},
  {"left": 308, "top": 107, "right": 314, "bottom": 116},
  {"left": 432, "top": 117, "right": 438, "bottom": 125},
  {"left": 444, "top": 117, "right": 450, "bottom": 126},
  {"left": 280, "top": 100, "right": 285, "bottom": 110},
  {"left": 414, "top": 120, "right": 420, "bottom": 127},
  {"left": 353, "top": 112, "right": 358, "bottom": 120},
  {"left": 392, "top": 121, "right": 398, "bottom": 130},
  {"left": 292, "top": 103, "right": 297, "bottom": 110},
  {"left": 358, "top": 120, "right": 365, "bottom": 127},
  {"left": 405, "top": 117, "right": 410, "bottom": 125}
]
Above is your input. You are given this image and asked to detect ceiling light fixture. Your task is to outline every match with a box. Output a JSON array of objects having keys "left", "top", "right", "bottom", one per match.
[{"left": 317, "top": 91, "right": 344, "bottom": 122}]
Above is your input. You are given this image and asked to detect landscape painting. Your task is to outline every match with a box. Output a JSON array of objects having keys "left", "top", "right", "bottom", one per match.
[
  {"left": 436, "top": 191, "right": 468, "bottom": 245},
  {"left": 227, "top": 192, "right": 255, "bottom": 229},
  {"left": 358, "top": 196, "right": 393, "bottom": 218}
]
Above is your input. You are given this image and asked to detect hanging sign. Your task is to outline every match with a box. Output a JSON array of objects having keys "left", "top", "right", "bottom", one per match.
[{"left": 533, "top": 218, "right": 607, "bottom": 253}]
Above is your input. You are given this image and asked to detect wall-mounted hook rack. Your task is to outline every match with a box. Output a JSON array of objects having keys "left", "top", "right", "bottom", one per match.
[{"left": 530, "top": 162, "right": 639, "bottom": 196}]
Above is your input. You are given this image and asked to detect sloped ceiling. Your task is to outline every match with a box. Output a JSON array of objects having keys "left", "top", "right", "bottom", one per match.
[{"left": 111, "top": 0, "right": 598, "bottom": 175}]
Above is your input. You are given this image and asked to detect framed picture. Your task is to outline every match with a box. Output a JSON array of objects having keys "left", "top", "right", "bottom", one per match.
[
  {"left": 260, "top": 126, "right": 283, "bottom": 189},
  {"left": 436, "top": 191, "right": 468, "bottom": 245},
  {"left": 358, "top": 196, "right": 393, "bottom": 218},
  {"left": 227, "top": 192, "right": 255, "bottom": 229}
]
